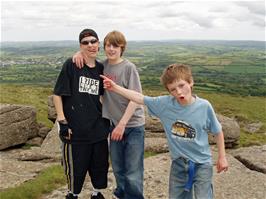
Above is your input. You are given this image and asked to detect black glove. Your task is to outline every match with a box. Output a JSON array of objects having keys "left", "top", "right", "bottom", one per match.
[{"left": 57, "top": 119, "right": 70, "bottom": 137}]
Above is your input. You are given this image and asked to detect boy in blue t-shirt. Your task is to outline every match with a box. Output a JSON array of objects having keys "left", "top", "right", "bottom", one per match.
[{"left": 101, "top": 64, "right": 229, "bottom": 199}]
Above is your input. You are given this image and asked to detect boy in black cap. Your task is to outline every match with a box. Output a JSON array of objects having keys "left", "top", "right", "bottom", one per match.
[{"left": 53, "top": 28, "right": 110, "bottom": 199}]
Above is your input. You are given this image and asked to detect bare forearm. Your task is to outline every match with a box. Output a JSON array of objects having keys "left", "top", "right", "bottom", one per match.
[
  {"left": 215, "top": 131, "right": 229, "bottom": 173},
  {"left": 53, "top": 95, "right": 66, "bottom": 120},
  {"left": 113, "top": 84, "right": 144, "bottom": 105},
  {"left": 119, "top": 101, "right": 139, "bottom": 125},
  {"left": 216, "top": 131, "right": 226, "bottom": 158}
]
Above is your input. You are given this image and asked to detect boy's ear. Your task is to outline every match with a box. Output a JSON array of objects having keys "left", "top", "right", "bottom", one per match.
[{"left": 190, "top": 80, "right": 194, "bottom": 87}]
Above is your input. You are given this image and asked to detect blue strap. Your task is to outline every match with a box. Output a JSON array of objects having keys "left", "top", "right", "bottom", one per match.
[{"left": 184, "top": 160, "right": 196, "bottom": 192}]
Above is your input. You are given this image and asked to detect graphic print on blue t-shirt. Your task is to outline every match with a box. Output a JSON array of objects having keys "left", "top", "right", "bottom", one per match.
[
  {"left": 79, "top": 76, "right": 99, "bottom": 95},
  {"left": 171, "top": 120, "right": 196, "bottom": 141}
]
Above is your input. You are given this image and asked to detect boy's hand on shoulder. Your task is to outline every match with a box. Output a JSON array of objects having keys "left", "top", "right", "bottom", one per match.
[
  {"left": 72, "top": 50, "right": 84, "bottom": 68},
  {"left": 216, "top": 156, "right": 229, "bottom": 173}
]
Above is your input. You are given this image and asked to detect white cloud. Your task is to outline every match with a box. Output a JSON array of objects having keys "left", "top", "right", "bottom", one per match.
[
  {"left": 1, "top": 1, "right": 265, "bottom": 41},
  {"left": 235, "top": 1, "right": 265, "bottom": 15}
]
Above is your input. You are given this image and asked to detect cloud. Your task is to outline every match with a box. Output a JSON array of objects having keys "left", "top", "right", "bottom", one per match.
[
  {"left": 229, "top": 2, "right": 266, "bottom": 28},
  {"left": 235, "top": 1, "right": 265, "bottom": 16},
  {"left": 1, "top": 1, "right": 265, "bottom": 41}
]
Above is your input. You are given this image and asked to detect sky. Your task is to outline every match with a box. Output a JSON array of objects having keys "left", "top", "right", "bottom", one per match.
[{"left": 1, "top": 0, "right": 265, "bottom": 42}]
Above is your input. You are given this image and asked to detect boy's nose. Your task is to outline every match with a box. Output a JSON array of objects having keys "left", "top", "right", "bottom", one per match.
[{"left": 176, "top": 88, "right": 181, "bottom": 94}]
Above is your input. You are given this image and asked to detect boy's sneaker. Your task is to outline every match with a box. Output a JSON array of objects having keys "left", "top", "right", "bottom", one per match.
[
  {"left": 91, "top": 192, "right": 105, "bottom": 199},
  {"left": 65, "top": 193, "right": 78, "bottom": 199}
]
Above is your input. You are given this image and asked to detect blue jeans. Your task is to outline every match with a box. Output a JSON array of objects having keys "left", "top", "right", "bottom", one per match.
[
  {"left": 110, "top": 125, "right": 145, "bottom": 199},
  {"left": 169, "top": 157, "right": 213, "bottom": 199}
]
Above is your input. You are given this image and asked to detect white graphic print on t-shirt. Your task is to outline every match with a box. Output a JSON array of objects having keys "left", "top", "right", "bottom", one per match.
[{"left": 79, "top": 76, "right": 99, "bottom": 95}]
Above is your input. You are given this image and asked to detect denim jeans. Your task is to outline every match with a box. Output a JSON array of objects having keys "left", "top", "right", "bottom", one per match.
[
  {"left": 110, "top": 125, "right": 145, "bottom": 199},
  {"left": 169, "top": 157, "right": 213, "bottom": 199}
]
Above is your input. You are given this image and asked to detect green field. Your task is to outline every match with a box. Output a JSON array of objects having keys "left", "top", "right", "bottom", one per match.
[
  {"left": 0, "top": 40, "right": 265, "bottom": 146},
  {"left": 1, "top": 40, "right": 266, "bottom": 96},
  {"left": 0, "top": 84, "right": 265, "bottom": 147},
  {"left": 0, "top": 84, "right": 54, "bottom": 128}
]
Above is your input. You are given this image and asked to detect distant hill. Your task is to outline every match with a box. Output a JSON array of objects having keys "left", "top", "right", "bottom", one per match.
[{"left": 1, "top": 40, "right": 265, "bottom": 96}]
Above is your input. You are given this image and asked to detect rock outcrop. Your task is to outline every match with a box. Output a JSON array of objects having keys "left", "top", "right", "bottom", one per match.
[
  {"left": 40, "top": 123, "right": 61, "bottom": 160},
  {"left": 0, "top": 104, "right": 39, "bottom": 150},
  {"left": 0, "top": 148, "right": 56, "bottom": 189},
  {"left": 209, "top": 114, "right": 240, "bottom": 148},
  {"left": 0, "top": 101, "right": 265, "bottom": 199},
  {"left": 212, "top": 146, "right": 266, "bottom": 199},
  {"left": 48, "top": 95, "right": 56, "bottom": 122},
  {"left": 2, "top": 147, "right": 266, "bottom": 199},
  {"left": 42, "top": 148, "right": 266, "bottom": 199},
  {"left": 229, "top": 145, "right": 266, "bottom": 173}
]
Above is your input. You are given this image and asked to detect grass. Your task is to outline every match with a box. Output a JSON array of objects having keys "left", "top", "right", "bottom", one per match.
[
  {"left": 144, "top": 151, "right": 158, "bottom": 158},
  {"left": 199, "top": 92, "right": 266, "bottom": 133},
  {"left": 196, "top": 92, "right": 266, "bottom": 147},
  {"left": 239, "top": 130, "right": 266, "bottom": 147},
  {"left": 0, "top": 84, "right": 54, "bottom": 128},
  {"left": 0, "top": 165, "right": 66, "bottom": 199}
]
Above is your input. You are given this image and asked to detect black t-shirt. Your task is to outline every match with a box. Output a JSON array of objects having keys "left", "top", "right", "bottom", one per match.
[{"left": 54, "top": 58, "right": 110, "bottom": 144}]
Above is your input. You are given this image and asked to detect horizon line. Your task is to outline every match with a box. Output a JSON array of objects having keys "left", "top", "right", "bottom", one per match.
[{"left": 1, "top": 38, "right": 265, "bottom": 43}]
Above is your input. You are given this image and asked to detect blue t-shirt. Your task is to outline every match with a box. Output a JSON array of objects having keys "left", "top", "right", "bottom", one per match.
[{"left": 144, "top": 95, "right": 221, "bottom": 164}]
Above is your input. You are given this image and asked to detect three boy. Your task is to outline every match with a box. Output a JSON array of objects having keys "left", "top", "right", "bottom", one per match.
[{"left": 55, "top": 28, "right": 228, "bottom": 198}]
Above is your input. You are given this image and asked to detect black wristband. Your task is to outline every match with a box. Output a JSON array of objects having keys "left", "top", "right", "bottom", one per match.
[{"left": 58, "top": 121, "right": 69, "bottom": 137}]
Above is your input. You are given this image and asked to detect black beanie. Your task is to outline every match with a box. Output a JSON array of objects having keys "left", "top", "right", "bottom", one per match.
[{"left": 79, "top": 29, "right": 99, "bottom": 43}]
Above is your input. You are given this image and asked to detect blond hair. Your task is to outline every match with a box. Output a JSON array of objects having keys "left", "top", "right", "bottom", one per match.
[
  {"left": 160, "top": 64, "right": 193, "bottom": 90},
  {"left": 104, "top": 30, "right": 127, "bottom": 56}
]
